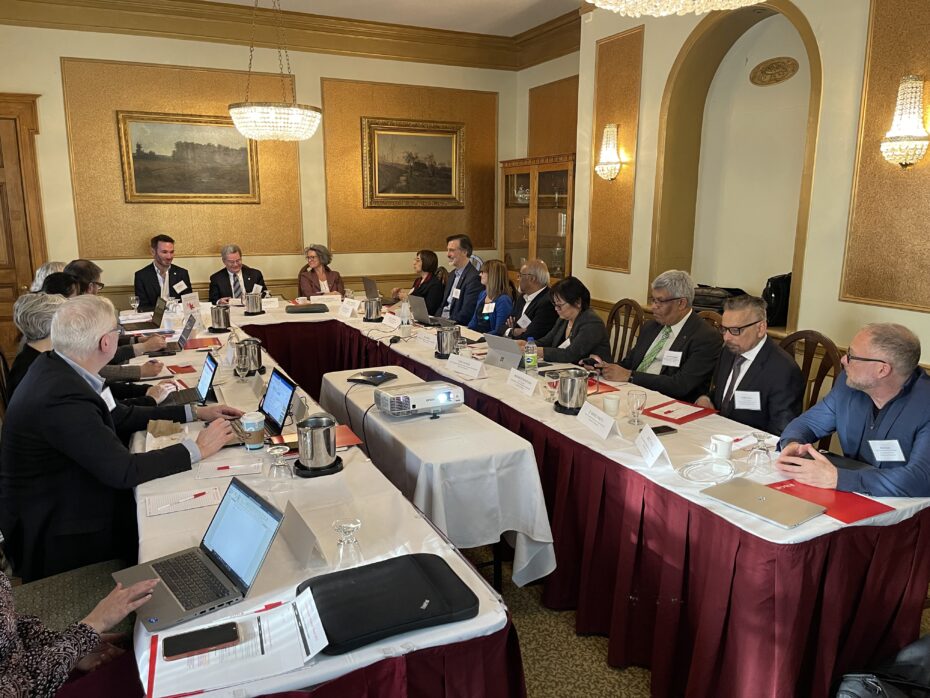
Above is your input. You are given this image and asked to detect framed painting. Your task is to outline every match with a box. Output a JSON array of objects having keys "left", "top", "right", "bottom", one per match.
[
  {"left": 361, "top": 117, "right": 465, "bottom": 208},
  {"left": 117, "top": 111, "right": 260, "bottom": 204}
]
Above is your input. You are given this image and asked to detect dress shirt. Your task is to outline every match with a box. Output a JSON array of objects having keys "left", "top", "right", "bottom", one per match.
[
  {"left": 639, "top": 311, "right": 692, "bottom": 375},
  {"left": 154, "top": 263, "right": 170, "bottom": 300},
  {"left": 720, "top": 336, "right": 766, "bottom": 398},
  {"left": 441, "top": 266, "right": 465, "bottom": 319},
  {"left": 509, "top": 287, "right": 544, "bottom": 336}
]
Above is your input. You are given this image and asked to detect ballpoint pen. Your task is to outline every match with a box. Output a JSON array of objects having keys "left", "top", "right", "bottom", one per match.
[{"left": 158, "top": 491, "right": 207, "bottom": 510}]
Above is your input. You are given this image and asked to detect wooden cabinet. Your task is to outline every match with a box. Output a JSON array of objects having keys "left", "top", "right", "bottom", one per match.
[{"left": 499, "top": 154, "right": 574, "bottom": 283}]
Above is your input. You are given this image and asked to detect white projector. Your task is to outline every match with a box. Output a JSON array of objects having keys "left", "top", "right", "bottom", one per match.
[{"left": 374, "top": 381, "right": 464, "bottom": 417}]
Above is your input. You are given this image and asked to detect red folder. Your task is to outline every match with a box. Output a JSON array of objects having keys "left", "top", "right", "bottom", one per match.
[
  {"left": 185, "top": 337, "right": 221, "bottom": 349},
  {"left": 642, "top": 399, "right": 715, "bottom": 425},
  {"left": 587, "top": 377, "right": 618, "bottom": 395},
  {"left": 270, "top": 425, "right": 362, "bottom": 450},
  {"left": 167, "top": 364, "right": 196, "bottom": 374},
  {"left": 767, "top": 480, "right": 895, "bottom": 524}
]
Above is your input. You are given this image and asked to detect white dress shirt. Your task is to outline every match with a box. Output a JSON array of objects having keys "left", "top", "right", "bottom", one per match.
[
  {"left": 640, "top": 311, "right": 692, "bottom": 375},
  {"left": 721, "top": 336, "right": 766, "bottom": 396},
  {"left": 505, "top": 287, "right": 544, "bottom": 337}
]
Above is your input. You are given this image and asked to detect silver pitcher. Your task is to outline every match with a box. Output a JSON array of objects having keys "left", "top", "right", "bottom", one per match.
[
  {"left": 238, "top": 337, "right": 262, "bottom": 373},
  {"left": 362, "top": 297, "right": 382, "bottom": 321},
  {"left": 436, "top": 325, "right": 460, "bottom": 358},
  {"left": 557, "top": 368, "right": 594, "bottom": 410},
  {"left": 296, "top": 412, "right": 337, "bottom": 470},
  {"left": 244, "top": 291, "right": 263, "bottom": 314},
  {"left": 210, "top": 304, "right": 230, "bottom": 329}
]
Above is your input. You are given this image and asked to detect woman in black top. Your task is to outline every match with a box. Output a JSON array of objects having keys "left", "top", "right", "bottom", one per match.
[{"left": 391, "top": 249, "right": 445, "bottom": 316}]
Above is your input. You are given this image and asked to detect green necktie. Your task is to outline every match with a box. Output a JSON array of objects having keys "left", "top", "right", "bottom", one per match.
[{"left": 637, "top": 325, "right": 672, "bottom": 372}]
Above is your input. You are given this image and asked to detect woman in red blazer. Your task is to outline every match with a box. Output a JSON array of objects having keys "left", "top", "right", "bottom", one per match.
[{"left": 298, "top": 244, "right": 345, "bottom": 297}]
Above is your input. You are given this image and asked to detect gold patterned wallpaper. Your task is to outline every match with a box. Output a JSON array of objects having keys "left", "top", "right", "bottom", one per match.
[
  {"left": 842, "top": 0, "right": 930, "bottom": 311},
  {"left": 321, "top": 78, "right": 496, "bottom": 253},
  {"left": 528, "top": 76, "right": 579, "bottom": 156},
  {"left": 587, "top": 27, "right": 642, "bottom": 273},
  {"left": 61, "top": 58, "right": 302, "bottom": 259}
]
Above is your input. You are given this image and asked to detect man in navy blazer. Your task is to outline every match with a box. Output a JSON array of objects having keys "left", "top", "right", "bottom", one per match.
[
  {"left": 208, "top": 244, "right": 267, "bottom": 304},
  {"left": 439, "top": 234, "right": 482, "bottom": 325},
  {"left": 695, "top": 295, "right": 804, "bottom": 434},
  {"left": 777, "top": 323, "right": 930, "bottom": 497},
  {"left": 133, "top": 234, "right": 193, "bottom": 311}
]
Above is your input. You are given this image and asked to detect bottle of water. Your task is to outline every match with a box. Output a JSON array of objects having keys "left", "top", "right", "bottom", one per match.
[
  {"left": 399, "top": 300, "right": 410, "bottom": 325},
  {"left": 524, "top": 337, "right": 538, "bottom": 375}
]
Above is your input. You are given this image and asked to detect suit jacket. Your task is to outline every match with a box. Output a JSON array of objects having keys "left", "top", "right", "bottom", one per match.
[
  {"left": 441, "top": 263, "right": 483, "bottom": 325},
  {"left": 709, "top": 337, "right": 804, "bottom": 434},
  {"left": 0, "top": 352, "right": 191, "bottom": 581},
  {"left": 621, "top": 312, "right": 722, "bottom": 403},
  {"left": 208, "top": 265, "right": 267, "bottom": 304},
  {"left": 506, "top": 287, "right": 558, "bottom": 341},
  {"left": 298, "top": 267, "right": 345, "bottom": 297},
  {"left": 537, "top": 308, "right": 611, "bottom": 364},
  {"left": 409, "top": 275, "right": 444, "bottom": 316},
  {"left": 133, "top": 264, "right": 192, "bottom": 312},
  {"left": 779, "top": 369, "right": 930, "bottom": 497}
]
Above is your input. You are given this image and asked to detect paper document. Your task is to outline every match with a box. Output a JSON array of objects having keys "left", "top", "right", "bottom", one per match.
[
  {"left": 652, "top": 402, "right": 704, "bottom": 419},
  {"left": 144, "top": 487, "right": 221, "bottom": 517}
]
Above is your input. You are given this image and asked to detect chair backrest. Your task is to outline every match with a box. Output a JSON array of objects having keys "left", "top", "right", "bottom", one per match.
[
  {"left": 698, "top": 310, "right": 723, "bottom": 332},
  {"left": 606, "top": 298, "right": 644, "bottom": 363},
  {"left": 0, "top": 352, "right": 10, "bottom": 417},
  {"left": 779, "top": 330, "right": 843, "bottom": 450}
]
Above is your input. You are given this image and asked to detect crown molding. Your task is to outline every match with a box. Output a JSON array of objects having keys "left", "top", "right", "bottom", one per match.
[{"left": 1, "top": 0, "right": 581, "bottom": 70}]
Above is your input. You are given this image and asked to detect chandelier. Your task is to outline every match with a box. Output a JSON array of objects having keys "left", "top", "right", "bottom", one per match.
[
  {"left": 595, "top": 124, "right": 622, "bottom": 181},
  {"left": 584, "top": 0, "right": 762, "bottom": 17},
  {"left": 880, "top": 75, "right": 929, "bottom": 169},
  {"left": 229, "top": 0, "right": 321, "bottom": 141}
]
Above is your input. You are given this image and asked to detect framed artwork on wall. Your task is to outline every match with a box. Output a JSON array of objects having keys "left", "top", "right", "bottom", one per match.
[
  {"left": 117, "top": 111, "right": 260, "bottom": 204},
  {"left": 361, "top": 117, "right": 465, "bottom": 208}
]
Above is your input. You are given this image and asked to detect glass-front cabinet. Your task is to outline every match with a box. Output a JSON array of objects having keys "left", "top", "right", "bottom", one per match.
[{"left": 500, "top": 154, "right": 574, "bottom": 283}]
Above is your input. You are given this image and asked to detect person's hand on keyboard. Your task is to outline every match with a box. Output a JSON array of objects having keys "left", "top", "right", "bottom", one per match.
[
  {"left": 196, "top": 418, "right": 236, "bottom": 459},
  {"left": 194, "top": 404, "right": 245, "bottom": 422},
  {"left": 147, "top": 380, "right": 180, "bottom": 404}
]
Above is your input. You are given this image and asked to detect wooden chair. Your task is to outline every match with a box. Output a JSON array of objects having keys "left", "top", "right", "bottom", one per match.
[
  {"left": 779, "top": 330, "right": 842, "bottom": 450},
  {"left": 698, "top": 310, "right": 723, "bottom": 332},
  {"left": 0, "top": 352, "right": 11, "bottom": 418},
  {"left": 605, "top": 298, "right": 643, "bottom": 363}
]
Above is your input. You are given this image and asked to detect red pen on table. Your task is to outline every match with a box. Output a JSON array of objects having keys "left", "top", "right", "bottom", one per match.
[{"left": 158, "top": 491, "right": 207, "bottom": 510}]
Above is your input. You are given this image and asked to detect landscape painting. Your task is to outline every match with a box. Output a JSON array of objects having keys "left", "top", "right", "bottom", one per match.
[
  {"left": 117, "top": 111, "right": 260, "bottom": 204},
  {"left": 361, "top": 117, "right": 465, "bottom": 208}
]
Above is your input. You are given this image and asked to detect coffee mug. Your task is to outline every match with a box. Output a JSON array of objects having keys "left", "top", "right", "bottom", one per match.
[
  {"left": 241, "top": 411, "right": 265, "bottom": 450},
  {"left": 710, "top": 434, "right": 734, "bottom": 459},
  {"left": 602, "top": 394, "right": 620, "bottom": 416}
]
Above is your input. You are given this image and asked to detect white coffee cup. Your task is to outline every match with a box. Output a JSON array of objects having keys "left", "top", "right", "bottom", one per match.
[
  {"left": 241, "top": 411, "right": 265, "bottom": 450},
  {"left": 710, "top": 434, "right": 734, "bottom": 459},
  {"left": 602, "top": 394, "right": 620, "bottom": 416}
]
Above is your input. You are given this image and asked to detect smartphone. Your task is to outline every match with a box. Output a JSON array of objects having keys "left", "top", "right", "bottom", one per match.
[
  {"left": 162, "top": 622, "right": 240, "bottom": 661},
  {"left": 652, "top": 425, "right": 678, "bottom": 436},
  {"left": 147, "top": 350, "right": 177, "bottom": 358}
]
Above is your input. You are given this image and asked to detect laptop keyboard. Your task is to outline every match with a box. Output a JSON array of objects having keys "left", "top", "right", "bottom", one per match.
[
  {"left": 153, "top": 551, "right": 232, "bottom": 611},
  {"left": 162, "top": 387, "right": 199, "bottom": 406}
]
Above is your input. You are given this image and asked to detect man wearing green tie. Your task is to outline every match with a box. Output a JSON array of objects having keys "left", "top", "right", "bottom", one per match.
[{"left": 592, "top": 270, "right": 722, "bottom": 403}]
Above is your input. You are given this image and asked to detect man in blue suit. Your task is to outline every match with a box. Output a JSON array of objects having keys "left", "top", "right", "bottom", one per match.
[
  {"left": 777, "top": 323, "right": 930, "bottom": 497},
  {"left": 439, "top": 234, "right": 482, "bottom": 325}
]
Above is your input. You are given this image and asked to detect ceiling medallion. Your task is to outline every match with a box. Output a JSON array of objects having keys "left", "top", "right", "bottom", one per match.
[{"left": 750, "top": 57, "right": 800, "bottom": 87}]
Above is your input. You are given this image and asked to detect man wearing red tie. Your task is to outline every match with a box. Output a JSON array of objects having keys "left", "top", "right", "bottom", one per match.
[{"left": 208, "top": 244, "right": 268, "bottom": 305}]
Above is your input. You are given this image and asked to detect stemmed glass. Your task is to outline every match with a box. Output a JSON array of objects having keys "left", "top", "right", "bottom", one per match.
[
  {"left": 627, "top": 390, "right": 647, "bottom": 427},
  {"left": 234, "top": 343, "right": 251, "bottom": 383},
  {"left": 746, "top": 431, "right": 773, "bottom": 475},
  {"left": 332, "top": 518, "right": 361, "bottom": 546},
  {"left": 267, "top": 444, "right": 292, "bottom": 479},
  {"left": 129, "top": 295, "right": 140, "bottom": 312}
]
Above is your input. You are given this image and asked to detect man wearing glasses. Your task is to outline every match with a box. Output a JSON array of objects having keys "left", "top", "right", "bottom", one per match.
[
  {"left": 776, "top": 323, "right": 930, "bottom": 497},
  {"left": 694, "top": 295, "right": 803, "bottom": 434},
  {"left": 593, "top": 269, "right": 721, "bottom": 403},
  {"left": 503, "top": 260, "right": 558, "bottom": 340}
]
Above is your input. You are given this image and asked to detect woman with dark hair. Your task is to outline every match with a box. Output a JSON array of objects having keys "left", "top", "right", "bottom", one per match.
[
  {"left": 298, "top": 244, "right": 345, "bottom": 297},
  {"left": 467, "top": 259, "right": 514, "bottom": 335},
  {"left": 390, "top": 250, "right": 444, "bottom": 315},
  {"left": 519, "top": 276, "right": 610, "bottom": 364},
  {"left": 41, "top": 272, "right": 80, "bottom": 297}
]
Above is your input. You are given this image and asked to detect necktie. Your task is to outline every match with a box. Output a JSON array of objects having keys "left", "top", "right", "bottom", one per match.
[
  {"left": 232, "top": 273, "right": 243, "bottom": 300},
  {"left": 721, "top": 355, "right": 747, "bottom": 413},
  {"left": 637, "top": 325, "right": 672, "bottom": 372}
]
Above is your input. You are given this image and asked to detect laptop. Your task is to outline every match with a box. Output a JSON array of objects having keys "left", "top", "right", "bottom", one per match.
[
  {"left": 407, "top": 294, "right": 455, "bottom": 327},
  {"left": 165, "top": 314, "right": 197, "bottom": 352},
  {"left": 229, "top": 367, "right": 298, "bottom": 441},
  {"left": 362, "top": 277, "right": 381, "bottom": 300},
  {"left": 122, "top": 297, "right": 168, "bottom": 332},
  {"left": 483, "top": 333, "right": 524, "bottom": 369},
  {"left": 161, "top": 353, "right": 218, "bottom": 406},
  {"left": 113, "top": 477, "right": 284, "bottom": 632},
  {"left": 701, "top": 477, "right": 825, "bottom": 529}
]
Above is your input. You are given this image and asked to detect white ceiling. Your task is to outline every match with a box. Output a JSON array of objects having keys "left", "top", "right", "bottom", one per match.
[{"left": 211, "top": 0, "right": 583, "bottom": 36}]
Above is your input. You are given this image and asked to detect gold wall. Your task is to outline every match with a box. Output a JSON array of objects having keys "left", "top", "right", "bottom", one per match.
[
  {"left": 842, "top": 0, "right": 930, "bottom": 311},
  {"left": 528, "top": 75, "right": 579, "bottom": 156},
  {"left": 321, "top": 78, "right": 497, "bottom": 253},
  {"left": 61, "top": 58, "right": 302, "bottom": 259},
  {"left": 587, "top": 27, "right": 642, "bottom": 273}
]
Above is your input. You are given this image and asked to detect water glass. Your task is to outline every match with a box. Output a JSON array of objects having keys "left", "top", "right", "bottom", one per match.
[
  {"left": 332, "top": 518, "right": 362, "bottom": 546},
  {"left": 746, "top": 431, "right": 773, "bottom": 475},
  {"left": 235, "top": 343, "right": 251, "bottom": 382},
  {"left": 129, "top": 295, "right": 140, "bottom": 312},
  {"left": 627, "top": 390, "right": 647, "bottom": 426},
  {"left": 266, "top": 445, "right": 292, "bottom": 479},
  {"left": 540, "top": 371, "right": 560, "bottom": 403}
]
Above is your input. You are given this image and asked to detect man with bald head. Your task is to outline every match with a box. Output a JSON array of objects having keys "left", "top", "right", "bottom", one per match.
[
  {"left": 777, "top": 323, "right": 930, "bottom": 497},
  {"left": 504, "top": 259, "right": 558, "bottom": 340}
]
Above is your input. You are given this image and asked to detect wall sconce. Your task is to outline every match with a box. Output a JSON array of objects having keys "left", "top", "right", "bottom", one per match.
[
  {"left": 880, "top": 75, "right": 929, "bottom": 169},
  {"left": 595, "top": 123, "right": 622, "bottom": 181}
]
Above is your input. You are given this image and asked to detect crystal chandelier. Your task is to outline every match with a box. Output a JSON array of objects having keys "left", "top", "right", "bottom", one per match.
[
  {"left": 880, "top": 75, "right": 929, "bottom": 169},
  {"left": 595, "top": 123, "right": 622, "bottom": 181},
  {"left": 584, "top": 0, "right": 762, "bottom": 18},
  {"left": 229, "top": 0, "right": 321, "bottom": 141}
]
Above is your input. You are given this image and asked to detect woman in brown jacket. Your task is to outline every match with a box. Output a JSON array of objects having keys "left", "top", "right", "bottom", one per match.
[{"left": 298, "top": 244, "right": 345, "bottom": 297}]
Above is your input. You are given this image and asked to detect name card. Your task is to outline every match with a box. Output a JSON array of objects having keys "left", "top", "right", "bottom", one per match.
[
  {"left": 448, "top": 353, "right": 487, "bottom": 380},
  {"left": 181, "top": 292, "right": 200, "bottom": 314},
  {"left": 338, "top": 298, "right": 361, "bottom": 319},
  {"left": 635, "top": 425, "right": 671, "bottom": 468},
  {"left": 662, "top": 350, "right": 682, "bottom": 368},
  {"left": 577, "top": 400, "right": 618, "bottom": 440},
  {"left": 262, "top": 296, "right": 280, "bottom": 310},
  {"left": 507, "top": 367, "right": 537, "bottom": 397},
  {"left": 382, "top": 313, "right": 402, "bottom": 331},
  {"left": 416, "top": 330, "right": 437, "bottom": 351}
]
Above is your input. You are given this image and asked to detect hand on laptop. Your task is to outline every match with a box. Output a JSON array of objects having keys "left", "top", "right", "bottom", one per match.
[
  {"left": 140, "top": 360, "right": 164, "bottom": 378},
  {"left": 194, "top": 404, "right": 245, "bottom": 422},
  {"left": 81, "top": 579, "right": 159, "bottom": 635},
  {"left": 136, "top": 335, "right": 167, "bottom": 355},
  {"left": 147, "top": 380, "right": 179, "bottom": 404},
  {"left": 196, "top": 418, "right": 236, "bottom": 458}
]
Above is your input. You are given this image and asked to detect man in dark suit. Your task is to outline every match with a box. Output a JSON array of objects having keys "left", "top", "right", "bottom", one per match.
[
  {"left": 695, "top": 295, "right": 804, "bottom": 434},
  {"left": 594, "top": 270, "right": 722, "bottom": 403},
  {"left": 777, "top": 323, "right": 930, "bottom": 497},
  {"left": 133, "top": 234, "right": 193, "bottom": 311},
  {"left": 440, "top": 234, "right": 482, "bottom": 325},
  {"left": 208, "top": 244, "right": 267, "bottom": 304},
  {"left": 504, "top": 259, "right": 558, "bottom": 341},
  {"left": 0, "top": 295, "right": 238, "bottom": 582}
]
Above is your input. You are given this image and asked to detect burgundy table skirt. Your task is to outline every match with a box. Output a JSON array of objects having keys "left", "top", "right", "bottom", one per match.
[{"left": 244, "top": 321, "right": 930, "bottom": 698}]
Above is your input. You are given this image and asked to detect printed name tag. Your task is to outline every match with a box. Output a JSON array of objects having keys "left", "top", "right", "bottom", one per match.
[
  {"left": 507, "top": 367, "right": 537, "bottom": 397},
  {"left": 869, "top": 439, "right": 906, "bottom": 462},
  {"left": 252, "top": 283, "right": 263, "bottom": 295},
  {"left": 517, "top": 314, "right": 531, "bottom": 329},
  {"left": 416, "top": 330, "right": 437, "bottom": 350},
  {"left": 172, "top": 280, "right": 187, "bottom": 293},
  {"left": 734, "top": 390, "right": 761, "bottom": 411},
  {"left": 448, "top": 353, "right": 486, "bottom": 380},
  {"left": 662, "top": 350, "right": 682, "bottom": 368},
  {"left": 482, "top": 302, "right": 495, "bottom": 314},
  {"left": 100, "top": 387, "right": 117, "bottom": 412},
  {"left": 558, "top": 337, "right": 571, "bottom": 349},
  {"left": 452, "top": 288, "right": 461, "bottom": 300},
  {"left": 635, "top": 425, "right": 670, "bottom": 468},
  {"left": 577, "top": 401, "right": 618, "bottom": 440},
  {"left": 262, "top": 296, "right": 279, "bottom": 309},
  {"left": 382, "top": 313, "right": 402, "bottom": 330}
]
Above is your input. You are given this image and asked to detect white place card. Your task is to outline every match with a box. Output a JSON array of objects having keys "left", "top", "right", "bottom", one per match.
[
  {"left": 577, "top": 400, "right": 618, "bottom": 440},
  {"left": 448, "top": 353, "right": 487, "bottom": 380},
  {"left": 507, "top": 367, "right": 537, "bottom": 397},
  {"left": 635, "top": 425, "right": 671, "bottom": 468},
  {"left": 338, "top": 298, "right": 361, "bottom": 318},
  {"left": 180, "top": 292, "right": 200, "bottom": 314},
  {"left": 262, "top": 296, "right": 280, "bottom": 309},
  {"left": 416, "top": 330, "right": 437, "bottom": 350},
  {"left": 382, "top": 313, "right": 402, "bottom": 330}
]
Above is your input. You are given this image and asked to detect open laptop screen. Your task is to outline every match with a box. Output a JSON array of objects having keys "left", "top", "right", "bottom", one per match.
[
  {"left": 261, "top": 368, "right": 296, "bottom": 430},
  {"left": 201, "top": 478, "right": 283, "bottom": 592},
  {"left": 176, "top": 314, "right": 197, "bottom": 349},
  {"left": 195, "top": 353, "right": 218, "bottom": 402}
]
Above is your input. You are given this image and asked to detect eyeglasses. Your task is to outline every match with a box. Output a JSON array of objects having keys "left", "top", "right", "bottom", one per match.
[
  {"left": 844, "top": 350, "right": 888, "bottom": 365},
  {"left": 649, "top": 295, "right": 682, "bottom": 306},
  {"left": 519, "top": 273, "right": 535, "bottom": 279},
  {"left": 718, "top": 320, "right": 762, "bottom": 336},
  {"left": 305, "top": 255, "right": 318, "bottom": 261},
  {"left": 90, "top": 281, "right": 105, "bottom": 290}
]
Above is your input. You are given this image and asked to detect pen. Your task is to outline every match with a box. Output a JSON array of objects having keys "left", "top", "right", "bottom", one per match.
[
  {"left": 158, "top": 491, "right": 207, "bottom": 510},
  {"left": 216, "top": 464, "right": 252, "bottom": 471}
]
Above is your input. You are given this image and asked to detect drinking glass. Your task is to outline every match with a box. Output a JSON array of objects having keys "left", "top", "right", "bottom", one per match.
[
  {"left": 129, "top": 295, "right": 140, "bottom": 312},
  {"left": 540, "top": 370, "right": 561, "bottom": 403},
  {"left": 235, "top": 343, "right": 251, "bottom": 383},
  {"left": 267, "top": 445, "right": 292, "bottom": 480},
  {"left": 627, "top": 390, "right": 647, "bottom": 427},
  {"left": 332, "top": 518, "right": 362, "bottom": 546},
  {"left": 746, "top": 431, "right": 773, "bottom": 475}
]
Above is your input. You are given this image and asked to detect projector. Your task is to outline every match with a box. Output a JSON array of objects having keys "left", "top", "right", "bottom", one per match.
[{"left": 374, "top": 381, "right": 464, "bottom": 417}]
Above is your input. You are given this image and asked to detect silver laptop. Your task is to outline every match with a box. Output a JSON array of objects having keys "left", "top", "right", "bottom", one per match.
[
  {"left": 122, "top": 297, "right": 168, "bottom": 332},
  {"left": 701, "top": 477, "right": 825, "bottom": 529},
  {"left": 483, "top": 333, "right": 524, "bottom": 369},
  {"left": 362, "top": 276, "right": 381, "bottom": 300},
  {"left": 407, "top": 294, "right": 454, "bottom": 327},
  {"left": 114, "top": 477, "right": 283, "bottom": 632},
  {"left": 165, "top": 314, "right": 197, "bottom": 352}
]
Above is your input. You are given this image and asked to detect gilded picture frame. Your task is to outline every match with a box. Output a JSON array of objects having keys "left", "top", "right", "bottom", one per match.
[
  {"left": 117, "top": 111, "right": 260, "bottom": 204},
  {"left": 361, "top": 117, "right": 465, "bottom": 208}
]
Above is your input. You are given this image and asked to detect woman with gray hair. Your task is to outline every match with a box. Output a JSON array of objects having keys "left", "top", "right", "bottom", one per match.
[
  {"left": 29, "top": 261, "right": 65, "bottom": 292},
  {"left": 9, "top": 292, "right": 67, "bottom": 394},
  {"left": 298, "top": 244, "right": 345, "bottom": 297}
]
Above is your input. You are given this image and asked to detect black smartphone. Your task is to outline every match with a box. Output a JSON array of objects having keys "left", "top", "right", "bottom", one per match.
[
  {"left": 147, "top": 350, "right": 177, "bottom": 358},
  {"left": 162, "top": 622, "right": 240, "bottom": 661},
  {"left": 578, "top": 357, "right": 598, "bottom": 367},
  {"left": 652, "top": 425, "right": 678, "bottom": 436}
]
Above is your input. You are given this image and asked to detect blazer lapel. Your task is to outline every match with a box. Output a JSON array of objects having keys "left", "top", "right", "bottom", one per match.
[{"left": 713, "top": 350, "right": 736, "bottom": 405}]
